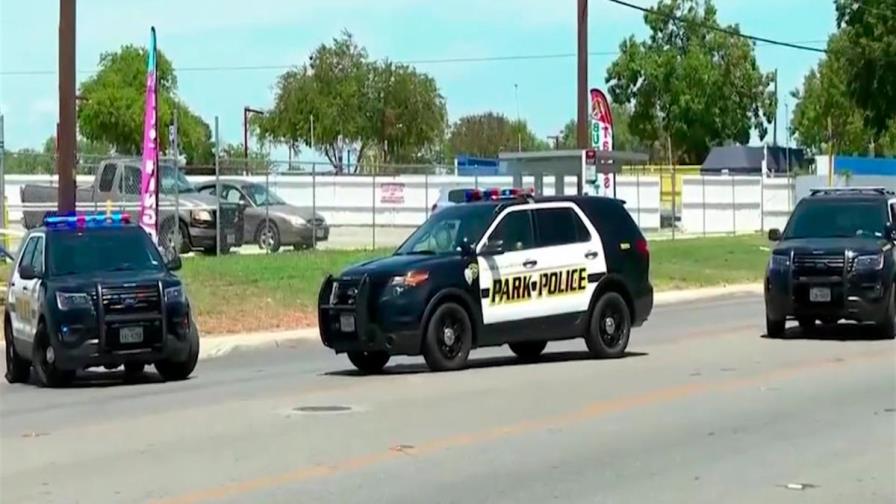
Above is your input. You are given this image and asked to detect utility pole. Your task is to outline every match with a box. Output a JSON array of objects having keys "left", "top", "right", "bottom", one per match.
[
  {"left": 243, "top": 106, "right": 263, "bottom": 175},
  {"left": 57, "top": 0, "right": 76, "bottom": 213},
  {"left": 514, "top": 83, "right": 522, "bottom": 151},
  {"left": 827, "top": 116, "right": 834, "bottom": 186},
  {"left": 576, "top": 0, "right": 589, "bottom": 149},
  {"left": 773, "top": 69, "right": 778, "bottom": 146},
  {"left": 785, "top": 102, "right": 790, "bottom": 175}
]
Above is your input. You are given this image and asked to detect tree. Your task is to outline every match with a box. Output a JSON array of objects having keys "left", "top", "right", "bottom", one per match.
[
  {"left": 217, "top": 143, "right": 275, "bottom": 174},
  {"left": 257, "top": 32, "right": 447, "bottom": 173},
  {"left": 447, "top": 112, "right": 547, "bottom": 158},
  {"left": 835, "top": 0, "right": 896, "bottom": 140},
  {"left": 605, "top": 0, "right": 775, "bottom": 164},
  {"left": 77, "top": 45, "right": 213, "bottom": 164},
  {"left": 558, "top": 103, "right": 650, "bottom": 154}
]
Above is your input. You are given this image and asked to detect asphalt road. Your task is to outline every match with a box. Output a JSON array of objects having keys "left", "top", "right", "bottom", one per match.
[{"left": 1, "top": 293, "right": 894, "bottom": 504}]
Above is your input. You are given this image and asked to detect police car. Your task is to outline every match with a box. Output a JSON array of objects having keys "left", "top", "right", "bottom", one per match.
[
  {"left": 318, "top": 188, "right": 653, "bottom": 373},
  {"left": 3, "top": 212, "right": 199, "bottom": 387}
]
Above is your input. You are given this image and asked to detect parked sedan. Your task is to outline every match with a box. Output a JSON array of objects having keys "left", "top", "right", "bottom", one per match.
[{"left": 196, "top": 180, "right": 329, "bottom": 252}]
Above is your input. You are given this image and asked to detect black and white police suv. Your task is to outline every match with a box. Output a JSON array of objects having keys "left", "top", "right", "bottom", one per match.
[
  {"left": 318, "top": 188, "right": 653, "bottom": 373},
  {"left": 765, "top": 187, "right": 896, "bottom": 339},
  {"left": 3, "top": 212, "right": 199, "bottom": 387}
]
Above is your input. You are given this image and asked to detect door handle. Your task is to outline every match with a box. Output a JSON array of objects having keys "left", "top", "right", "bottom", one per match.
[
  {"left": 523, "top": 259, "right": 538, "bottom": 269},
  {"left": 585, "top": 251, "right": 599, "bottom": 260}
]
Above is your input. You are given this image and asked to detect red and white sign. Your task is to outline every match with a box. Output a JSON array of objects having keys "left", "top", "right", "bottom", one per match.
[
  {"left": 589, "top": 88, "right": 615, "bottom": 197},
  {"left": 380, "top": 183, "right": 406, "bottom": 204}
]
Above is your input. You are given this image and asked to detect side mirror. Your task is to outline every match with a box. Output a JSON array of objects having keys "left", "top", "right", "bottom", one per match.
[
  {"left": 18, "top": 264, "right": 38, "bottom": 280},
  {"left": 480, "top": 239, "right": 505, "bottom": 256},
  {"left": 166, "top": 255, "right": 183, "bottom": 271},
  {"left": 457, "top": 238, "right": 475, "bottom": 257},
  {"left": 0, "top": 246, "right": 13, "bottom": 262},
  {"left": 768, "top": 228, "right": 782, "bottom": 242}
]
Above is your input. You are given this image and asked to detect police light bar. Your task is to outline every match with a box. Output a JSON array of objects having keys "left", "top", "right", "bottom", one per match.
[
  {"left": 44, "top": 211, "right": 132, "bottom": 229},
  {"left": 464, "top": 187, "right": 535, "bottom": 202}
]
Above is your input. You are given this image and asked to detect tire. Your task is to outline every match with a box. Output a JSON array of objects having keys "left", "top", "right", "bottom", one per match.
[
  {"left": 32, "top": 322, "right": 74, "bottom": 388},
  {"left": 509, "top": 341, "right": 547, "bottom": 361},
  {"left": 798, "top": 317, "right": 815, "bottom": 333},
  {"left": 123, "top": 362, "right": 146, "bottom": 381},
  {"left": 347, "top": 351, "right": 390, "bottom": 374},
  {"left": 256, "top": 221, "right": 281, "bottom": 253},
  {"left": 161, "top": 219, "right": 191, "bottom": 256},
  {"left": 766, "top": 314, "right": 786, "bottom": 339},
  {"left": 4, "top": 317, "right": 30, "bottom": 384},
  {"left": 874, "top": 286, "right": 896, "bottom": 339},
  {"left": 422, "top": 302, "right": 473, "bottom": 372},
  {"left": 585, "top": 292, "right": 631, "bottom": 359},
  {"left": 155, "top": 320, "right": 200, "bottom": 381}
]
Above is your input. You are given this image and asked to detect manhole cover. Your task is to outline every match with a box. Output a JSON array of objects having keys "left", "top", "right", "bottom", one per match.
[{"left": 293, "top": 406, "right": 353, "bottom": 413}]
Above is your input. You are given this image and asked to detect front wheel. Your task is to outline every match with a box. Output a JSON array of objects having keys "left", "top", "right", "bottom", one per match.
[
  {"left": 257, "top": 221, "right": 281, "bottom": 253},
  {"left": 874, "top": 286, "right": 896, "bottom": 339},
  {"left": 155, "top": 320, "right": 200, "bottom": 381},
  {"left": 585, "top": 292, "right": 631, "bottom": 359},
  {"left": 347, "top": 351, "right": 390, "bottom": 374},
  {"left": 4, "top": 318, "right": 30, "bottom": 384},
  {"left": 32, "top": 323, "right": 74, "bottom": 388},
  {"left": 766, "top": 314, "right": 786, "bottom": 339},
  {"left": 422, "top": 302, "right": 473, "bottom": 372},
  {"left": 509, "top": 341, "right": 547, "bottom": 361}
]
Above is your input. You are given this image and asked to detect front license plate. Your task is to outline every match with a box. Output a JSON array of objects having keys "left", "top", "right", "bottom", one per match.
[
  {"left": 315, "top": 228, "right": 326, "bottom": 238},
  {"left": 120, "top": 326, "right": 144, "bottom": 344},
  {"left": 809, "top": 287, "right": 831, "bottom": 303},
  {"left": 340, "top": 314, "right": 356, "bottom": 333}
]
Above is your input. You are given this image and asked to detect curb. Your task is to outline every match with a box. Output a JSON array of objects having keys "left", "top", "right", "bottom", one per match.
[{"left": 1, "top": 284, "right": 763, "bottom": 362}]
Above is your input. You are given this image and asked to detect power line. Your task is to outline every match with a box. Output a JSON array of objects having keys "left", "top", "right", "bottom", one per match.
[
  {"left": 0, "top": 40, "right": 828, "bottom": 77},
  {"left": 607, "top": 0, "right": 829, "bottom": 54}
]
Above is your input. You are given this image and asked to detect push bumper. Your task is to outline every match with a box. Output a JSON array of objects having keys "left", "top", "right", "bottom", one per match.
[
  {"left": 317, "top": 275, "right": 421, "bottom": 356},
  {"left": 51, "top": 333, "right": 192, "bottom": 371},
  {"left": 765, "top": 273, "right": 890, "bottom": 323}
]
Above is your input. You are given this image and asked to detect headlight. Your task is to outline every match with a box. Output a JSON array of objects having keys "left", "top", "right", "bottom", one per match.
[
  {"left": 769, "top": 254, "right": 790, "bottom": 271},
  {"left": 388, "top": 270, "right": 429, "bottom": 295},
  {"left": 56, "top": 292, "right": 91, "bottom": 311},
  {"left": 288, "top": 216, "right": 306, "bottom": 227},
  {"left": 853, "top": 253, "right": 884, "bottom": 272},
  {"left": 164, "top": 285, "right": 186, "bottom": 303},
  {"left": 191, "top": 210, "right": 213, "bottom": 222}
]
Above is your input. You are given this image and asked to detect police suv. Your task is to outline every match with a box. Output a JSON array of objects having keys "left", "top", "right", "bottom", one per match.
[
  {"left": 4, "top": 212, "right": 199, "bottom": 387},
  {"left": 765, "top": 187, "right": 896, "bottom": 338},
  {"left": 318, "top": 188, "right": 653, "bottom": 373}
]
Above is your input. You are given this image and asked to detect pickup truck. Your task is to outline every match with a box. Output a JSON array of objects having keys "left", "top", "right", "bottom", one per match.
[{"left": 20, "top": 157, "right": 244, "bottom": 254}]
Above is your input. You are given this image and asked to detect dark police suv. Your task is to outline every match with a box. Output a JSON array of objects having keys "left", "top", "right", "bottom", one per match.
[
  {"left": 318, "top": 188, "right": 653, "bottom": 373},
  {"left": 765, "top": 187, "right": 896, "bottom": 339},
  {"left": 4, "top": 212, "right": 199, "bottom": 387}
]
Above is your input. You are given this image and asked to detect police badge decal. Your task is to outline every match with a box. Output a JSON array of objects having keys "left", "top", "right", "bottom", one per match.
[{"left": 464, "top": 262, "right": 479, "bottom": 285}]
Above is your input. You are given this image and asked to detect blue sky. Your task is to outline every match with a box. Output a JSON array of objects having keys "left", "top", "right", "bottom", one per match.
[{"left": 1, "top": 0, "right": 835, "bottom": 159}]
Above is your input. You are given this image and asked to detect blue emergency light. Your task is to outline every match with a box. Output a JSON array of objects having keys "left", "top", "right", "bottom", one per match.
[
  {"left": 464, "top": 187, "right": 535, "bottom": 202},
  {"left": 44, "top": 211, "right": 132, "bottom": 229}
]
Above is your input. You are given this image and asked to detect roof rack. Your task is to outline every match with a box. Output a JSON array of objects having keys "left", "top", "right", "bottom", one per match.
[{"left": 808, "top": 187, "right": 893, "bottom": 197}]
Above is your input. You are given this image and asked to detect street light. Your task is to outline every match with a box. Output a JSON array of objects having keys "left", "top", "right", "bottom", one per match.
[{"left": 243, "top": 106, "right": 264, "bottom": 175}]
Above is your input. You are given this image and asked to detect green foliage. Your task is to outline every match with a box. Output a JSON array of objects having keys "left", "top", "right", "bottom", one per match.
[
  {"left": 216, "top": 143, "right": 275, "bottom": 174},
  {"left": 791, "top": 32, "right": 896, "bottom": 156},
  {"left": 605, "top": 0, "right": 775, "bottom": 165},
  {"left": 835, "top": 0, "right": 896, "bottom": 138},
  {"left": 257, "top": 32, "right": 448, "bottom": 173},
  {"left": 447, "top": 112, "right": 547, "bottom": 158},
  {"left": 77, "top": 45, "right": 213, "bottom": 165}
]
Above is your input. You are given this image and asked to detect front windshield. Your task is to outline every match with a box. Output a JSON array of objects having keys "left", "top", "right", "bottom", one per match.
[
  {"left": 783, "top": 200, "right": 887, "bottom": 239},
  {"left": 396, "top": 204, "right": 495, "bottom": 255},
  {"left": 49, "top": 228, "right": 164, "bottom": 276},
  {"left": 244, "top": 184, "right": 286, "bottom": 206},
  {"left": 160, "top": 165, "right": 196, "bottom": 194}
]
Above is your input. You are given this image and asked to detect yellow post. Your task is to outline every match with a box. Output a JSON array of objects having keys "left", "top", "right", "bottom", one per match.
[{"left": 106, "top": 199, "right": 112, "bottom": 218}]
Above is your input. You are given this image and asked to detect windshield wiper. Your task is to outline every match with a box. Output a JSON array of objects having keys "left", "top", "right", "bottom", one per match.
[{"left": 397, "top": 250, "right": 437, "bottom": 256}]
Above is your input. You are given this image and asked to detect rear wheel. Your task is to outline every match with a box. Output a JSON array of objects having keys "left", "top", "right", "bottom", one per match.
[
  {"left": 161, "top": 219, "right": 191, "bottom": 256},
  {"left": 509, "top": 341, "right": 547, "bottom": 361},
  {"left": 874, "top": 286, "right": 896, "bottom": 339},
  {"left": 4, "top": 318, "right": 30, "bottom": 384},
  {"left": 585, "top": 292, "right": 631, "bottom": 359},
  {"left": 765, "top": 313, "right": 786, "bottom": 339},
  {"left": 155, "top": 320, "right": 200, "bottom": 381},
  {"left": 422, "top": 302, "right": 473, "bottom": 372},
  {"left": 32, "top": 323, "right": 74, "bottom": 388},
  {"left": 257, "top": 221, "right": 281, "bottom": 253},
  {"left": 347, "top": 351, "right": 390, "bottom": 374}
]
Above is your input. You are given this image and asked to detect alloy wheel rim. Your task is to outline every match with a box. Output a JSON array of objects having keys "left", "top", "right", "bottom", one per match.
[
  {"left": 600, "top": 305, "right": 623, "bottom": 347},
  {"left": 438, "top": 313, "right": 464, "bottom": 359}
]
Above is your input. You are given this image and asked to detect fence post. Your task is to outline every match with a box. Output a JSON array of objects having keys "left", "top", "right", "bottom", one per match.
[
  {"left": 214, "top": 116, "right": 221, "bottom": 256},
  {"left": 172, "top": 107, "right": 181, "bottom": 254},
  {"left": 424, "top": 173, "right": 430, "bottom": 220},
  {"left": 264, "top": 162, "right": 270, "bottom": 254},
  {"left": 731, "top": 175, "right": 736, "bottom": 236},
  {"left": 311, "top": 162, "right": 317, "bottom": 249},
  {"left": 635, "top": 170, "right": 641, "bottom": 227},
  {"left": 702, "top": 175, "right": 706, "bottom": 237},
  {"left": 671, "top": 165, "right": 677, "bottom": 240},
  {"left": 371, "top": 172, "right": 377, "bottom": 250},
  {"left": 760, "top": 174, "right": 765, "bottom": 234},
  {"left": 0, "top": 113, "right": 5, "bottom": 256}
]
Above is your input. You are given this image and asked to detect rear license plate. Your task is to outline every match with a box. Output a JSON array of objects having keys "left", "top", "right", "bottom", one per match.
[
  {"left": 226, "top": 233, "right": 236, "bottom": 244},
  {"left": 809, "top": 287, "right": 831, "bottom": 303},
  {"left": 315, "top": 228, "right": 326, "bottom": 238},
  {"left": 339, "top": 314, "right": 355, "bottom": 333},
  {"left": 120, "top": 326, "right": 144, "bottom": 344}
]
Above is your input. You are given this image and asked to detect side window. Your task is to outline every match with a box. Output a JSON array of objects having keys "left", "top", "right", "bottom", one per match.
[
  {"left": 221, "top": 186, "right": 244, "bottom": 204},
  {"left": 534, "top": 208, "right": 590, "bottom": 247},
  {"left": 97, "top": 164, "right": 117, "bottom": 192},
  {"left": 489, "top": 210, "right": 535, "bottom": 251},
  {"left": 120, "top": 165, "right": 142, "bottom": 195},
  {"left": 17, "top": 238, "right": 38, "bottom": 273},
  {"left": 890, "top": 203, "right": 896, "bottom": 223},
  {"left": 28, "top": 236, "right": 45, "bottom": 275}
]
